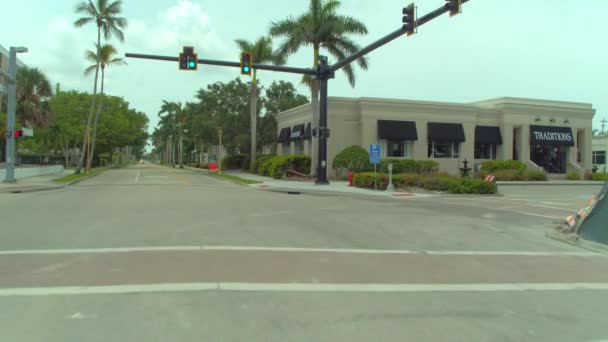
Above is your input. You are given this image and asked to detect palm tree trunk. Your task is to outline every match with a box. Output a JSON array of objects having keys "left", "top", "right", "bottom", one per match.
[
  {"left": 75, "top": 28, "right": 101, "bottom": 174},
  {"left": 309, "top": 44, "right": 320, "bottom": 176},
  {"left": 178, "top": 133, "right": 183, "bottom": 167},
  {"left": 250, "top": 73, "right": 258, "bottom": 168},
  {"left": 87, "top": 68, "right": 105, "bottom": 171}
]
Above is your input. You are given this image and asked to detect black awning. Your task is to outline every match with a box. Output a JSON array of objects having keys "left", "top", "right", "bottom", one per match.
[
  {"left": 304, "top": 122, "right": 312, "bottom": 140},
  {"left": 377, "top": 120, "right": 418, "bottom": 140},
  {"left": 428, "top": 123, "right": 465, "bottom": 142},
  {"left": 475, "top": 126, "right": 503, "bottom": 144},
  {"left": 290, "top": 124, "right": 305, "bottom": 141},
  {"left": 530, "top": 125, "right": 574, "bottom": 146},
  {"left": 277, "top": 127, "right": 291, "bottom": 143}
]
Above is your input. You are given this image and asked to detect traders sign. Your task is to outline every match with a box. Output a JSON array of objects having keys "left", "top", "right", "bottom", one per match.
[{"left": 530, "top": 125, "right": 574, "bottom": 146}]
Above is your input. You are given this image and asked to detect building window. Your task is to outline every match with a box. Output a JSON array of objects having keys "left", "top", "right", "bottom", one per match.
[
  {"left": 428, "top": 140, "right": 460, "bottom": 159},
  {"left": 593, "top": 151, "right": 606, "bottom": 165},
  {"left": 475, "top": 143, "right": 497, "bottom": 160},
  {"left": 294, "top": 140, "right": 304, "bottom": 155},
  {"left": 386, "top": 140, "right": 413, "bottom": 158},
  {"left": 282, "top": 142, "right": 290, "bottom": 154}
]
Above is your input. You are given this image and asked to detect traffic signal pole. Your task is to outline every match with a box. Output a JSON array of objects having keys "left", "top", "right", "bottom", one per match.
[
  {"left": 2, "top": 47, "right": 27, "bottom": 183},
  {"left": 126, "top": 0, "right": 470, "bottom": 185}
]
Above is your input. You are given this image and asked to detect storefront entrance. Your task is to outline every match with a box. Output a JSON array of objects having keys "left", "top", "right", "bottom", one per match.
[
  {"left": 529, "top": 125, "right": 574, "bottom": 174},
  {"left": 531, "top": 145, "right": 568, "bottom": 173}
]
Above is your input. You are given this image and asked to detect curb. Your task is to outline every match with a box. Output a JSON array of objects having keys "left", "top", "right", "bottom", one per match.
[
  {"left": 496, "top": 182, "right": 604, "bottom": 186},
  {"left": 0, "top": 185, "right": 66, "bottom": 194},
  {"left": 65, "top": 171, "right": 104, "bottom": 186}
]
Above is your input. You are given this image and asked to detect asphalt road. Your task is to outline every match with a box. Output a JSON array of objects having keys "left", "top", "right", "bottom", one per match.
[{"left": 0, "top": 163, "right": 607, "bottom": 342}]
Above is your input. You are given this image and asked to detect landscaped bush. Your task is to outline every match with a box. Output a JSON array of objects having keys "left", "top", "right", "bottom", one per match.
[
  {"left": 480, "top": 169, "right": 525, "bottom": 181},
  {"left": 525, "top": 169, "right": 548, "bottom": 181},
  {"left": 221, "top": 155, "right": 248, "bottom": 170},
  {"left": 392, "top": 173, "right": 419, "bottom": 188},
  {"left": 592, "top": 172, "right": 608, "bottom": 181},
  {"left": 251, "top": 154, "right": 275, "bottom": 173},
  {"left": 260, "top": 155, "right": 312, "bottom": 179},
  {"left": 333, "top": 146, "right": 372, "bottom": 176},
  {"left": 480, "top": 160, "right": 527, "bottom": 173},
  {"left": 566, "top": 171, "right": 581, "bottom": 180},
  {"left": 354, "top": 172, "right": 497, "bottom": 194},
  {"left": 352, "top": 172, "right": 389, "bottom": 190},
  {"left": 377, "top": 159, "right": 440, "bottom": 174},
  {"left": 447, "top": 178, "right": 497, "bottom": 194}
]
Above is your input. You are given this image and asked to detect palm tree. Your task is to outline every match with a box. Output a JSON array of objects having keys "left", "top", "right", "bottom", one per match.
[
  {"left": 234, "top": 36, "right": 284, "bottom": 165},
  {"left": 270, "top": 0, "right": 368, "bottom": 174},
  {"left": 73, "top": 0, "right": 127, "bottom": 173},
  {"left": 84, "top": 43, "right": 127, "bottom": 171},
  {"left": 15, "top": 66, "right": 52, "bottom": 127},
  {"left": 158, "top": 101, "right": 186, "bottom": 167}
]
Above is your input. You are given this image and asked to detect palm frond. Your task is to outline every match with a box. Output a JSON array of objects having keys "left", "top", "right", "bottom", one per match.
[
  {"left": 74, "top": 17, "right": 94, "bottom": 27},
  {"left": 84, "top": 65, "right": 97, "bottom": 76}
]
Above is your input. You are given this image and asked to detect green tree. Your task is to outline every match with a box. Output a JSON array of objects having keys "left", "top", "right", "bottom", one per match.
[
  {"left": 84, "top": 43, "right": 127, "bottom": 171},
  {"left": 270, "top": 0, "right": 368, "bottom": 173},
  {"left": 157, "top": 101, "right": 186, "bottom": 166},
  {"left": 73, "top": 0, "right": 127, "bottom": 173},
  {"left": 259, "top": 81, "right": 309, "bottom": 148},
  {"left": 15, "top": 66, "right": 52, "bottom": 127},
  {"left": 234, "top": 36, "right": 284, "bottom": 164},
  {"left": 47, "top": 91, "right": 91, "bottom": 167}
]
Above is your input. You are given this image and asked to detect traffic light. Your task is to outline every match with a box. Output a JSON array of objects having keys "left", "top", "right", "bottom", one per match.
[
  {"left": 13, "top": 129, "right": 23, "bottom": 138},
  {"left": 240, "top": 52, "right": 253, "bottom": 76},
  {"left": 402, "top": 3, "right": 416, "bottom": 36},
  {"left": 446, "top": 0, "right": 462, "bottom": 17},
  {"left": 179, "top": 46, "right": 197, "bottom": 71}
]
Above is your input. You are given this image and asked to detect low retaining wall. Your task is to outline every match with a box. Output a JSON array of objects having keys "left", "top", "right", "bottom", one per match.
[{"left": 0, "top": 165, "right": 64, "bottom": 180}]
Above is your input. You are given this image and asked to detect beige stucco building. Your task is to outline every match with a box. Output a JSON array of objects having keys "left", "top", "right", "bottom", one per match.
[
  {"left": 276, "top": 96, "right": 595, "bottom": 176},
  {"left": 0, "top": 44, "right": 26, "bottom": 111}
]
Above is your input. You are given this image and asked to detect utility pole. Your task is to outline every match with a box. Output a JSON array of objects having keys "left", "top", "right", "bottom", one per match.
[
  {"left": 601, "top": 118, "right": 607, "bottom": 135},
  {"left": 218, "top": 129, "right": 223, "bottom": 175},
  {"left": 1, "top": 46, "right": 28, "bottom": 183}
]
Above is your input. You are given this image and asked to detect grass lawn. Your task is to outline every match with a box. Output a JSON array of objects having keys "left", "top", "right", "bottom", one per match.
[
  {"left": 211, "top": 172, "right": 262, "bottom": 185},
  {"left": 53, "top": 169, "right": 106, "bottom": 183}
]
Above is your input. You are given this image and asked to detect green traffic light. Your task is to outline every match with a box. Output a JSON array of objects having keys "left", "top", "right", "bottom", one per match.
[
  {"left": 189, "top": 61, "right": 196, "bottom": 68},
  {"left": 243, "top": 66, "right": 250, "bottom": 73}
]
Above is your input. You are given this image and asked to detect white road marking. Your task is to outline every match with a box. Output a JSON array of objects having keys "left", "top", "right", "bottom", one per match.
[
  {"left": 2, "top": 282, "right": 608, "bottom": 297},
  {"left": 515, "top": 212, "right": 563, "bottom": 219},
  {"left": 135, "top": 170, "right": 140, "bottom": 183},
  {"left": 0, "top": 245, "right": 601, "bottom": 257}
]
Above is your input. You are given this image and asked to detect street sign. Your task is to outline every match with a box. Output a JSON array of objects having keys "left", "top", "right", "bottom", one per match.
[{"left": 369, "top": 144, "right": 381, "bottom": 165}]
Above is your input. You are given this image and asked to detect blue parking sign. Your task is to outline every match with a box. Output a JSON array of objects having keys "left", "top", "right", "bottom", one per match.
[{"left": 369, "top": 144, "right": 381, "bottom": 165}]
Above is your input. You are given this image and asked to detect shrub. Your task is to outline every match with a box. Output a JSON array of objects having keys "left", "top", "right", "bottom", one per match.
[
  {"left": 525, "top": 169, "right": 548, "bottom": 181},
  {"left": 378, "top": 159, "right": 439, "bottom": 174},
  {"left": 566, "top": 171, "right": 581, "bottom": 180},
  {"left": 480, "top": 160, "right": 526, "bottom": 173},
  {"left": 417, "top": 175, "right": 455, "bottom": 191},
  {"left": 262, "top": 155, "right": 312, "bottom": 179},
  {"left": 333, "top": 146, "right": 372, "bottom": 176},
  {"left": 221, "top": 155, "right": 247, "bottom": 170},
  {"left": 251, "top": 154, "right": 275, "bottom": 173},
  {"left": 447, "top": 178, "right": 497, "bottom": 194},
  {"left": 353, "top": 172, "right": 389, "bottom": 190},
  {"left": 392, "top": 173, "right": 419, "bottom": 189},
  {"left": 592, "top": 172, "right": 608, "bottom": 181},
  {"left": 480, "top": 169, "right": 525, "bottom": 181}
]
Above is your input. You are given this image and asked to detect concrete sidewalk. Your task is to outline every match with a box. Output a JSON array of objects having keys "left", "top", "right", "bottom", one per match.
[
  {"left": 0, "top": 170, "right": 73, "bottom": 193},
  {"left": 225, "top": 170, "right": 433, "bottom": 199},
  {"left": 497, "top": 180, "right": 605, "bottom": 186}
]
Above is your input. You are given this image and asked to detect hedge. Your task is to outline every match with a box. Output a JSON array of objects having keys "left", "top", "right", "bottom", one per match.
[
  {"left": 353, "top": 172, "right": 497, "bottom": 194},
  {"left": 257, "top": 155, "right": 311, "bottom": 179},
  {"left": 377, "top": 159, "right": 439, "bottom": 174},
  {"left": 480, "top": 160, "right": 527, "bottom": 173},
  {"left": 566, "top": 171, "right": 581, "bottom": 180},
  {"left": 524, "top": 169, "right": 548, "bottom": 181},
  {"left": 251, "top": 154, "right": 275, "bottom": 173},
  {"left": 332, "top": 146, "right": 372, "bottom": 176},
  {"left": 592, "top": 172, "right": 608, "bottom": 181},
  {"left": 221, "top": 154, "right": 248, "bottom": 170},
  {"left": 480, "top": 169, "right": 546, "bottom": 181}
]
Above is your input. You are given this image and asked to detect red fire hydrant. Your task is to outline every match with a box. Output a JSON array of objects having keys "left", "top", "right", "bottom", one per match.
[{"left": 348, "top": 171, "right": 354, "bottom": 186}]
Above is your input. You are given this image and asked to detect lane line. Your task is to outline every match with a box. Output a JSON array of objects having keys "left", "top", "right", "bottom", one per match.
[
  {"left": 0, "top": 245, "right": 601, "bottom": 257},
  {"left": 2, "top": 282, "right": 608, "bottom": 297},
  {"left": 174, "top": 175, "right": 190, "bottom": 184}
]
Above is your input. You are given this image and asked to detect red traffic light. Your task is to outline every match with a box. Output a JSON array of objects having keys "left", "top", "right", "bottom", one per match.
[{"left": 14, "top": 129, "right": 23, "bottom": 138}]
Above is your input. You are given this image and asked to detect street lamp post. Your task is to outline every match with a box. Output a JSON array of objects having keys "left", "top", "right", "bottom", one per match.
[
  {"left": 218, "top": 129, "right": 223, "bottom": 175},
  {"left": 2, "top": 46, "right": 28, "bottom": 183}
]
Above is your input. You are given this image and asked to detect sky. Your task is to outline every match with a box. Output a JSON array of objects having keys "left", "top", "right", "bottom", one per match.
[{"left": 1, "top": 0, "right": 607, "bottom": 138}]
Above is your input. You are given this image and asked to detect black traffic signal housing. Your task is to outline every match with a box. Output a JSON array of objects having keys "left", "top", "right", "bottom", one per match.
[
  {"left": 13, "top": 129, "right": 23, "bottom": 138},
  {"left": 240, "top": 52, "right": 253, "bottom": 76},
  {"left": 179, "top": 46, "right": 197, "bottom": 71},
  {"left": 402, "top": 3, "right": 416, "bottom": 36},
  {"left": 446, "top": 0, "right": 462, "bottom": 17}
]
